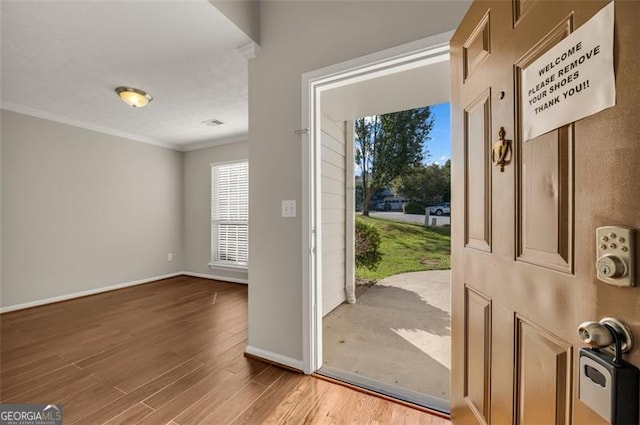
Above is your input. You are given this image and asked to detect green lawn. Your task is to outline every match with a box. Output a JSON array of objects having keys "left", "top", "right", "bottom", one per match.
[{"left": 356, "top": 216, "right": 451, "bottom": 282}]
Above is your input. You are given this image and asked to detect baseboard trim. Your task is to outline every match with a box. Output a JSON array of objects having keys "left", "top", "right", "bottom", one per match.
[
  {"left": 245, "top": 345, "right": 304, "bottom": 372},
  {"left": 182, "top": 271, "right": 248, "bottom": 285},
  {"left": 0, "top": 272, "right": 184, "bottom": 314}
]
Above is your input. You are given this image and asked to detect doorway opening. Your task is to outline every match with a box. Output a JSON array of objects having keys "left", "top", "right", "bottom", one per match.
[
  {"left": 321, "top": 104, "right": 451, "bottom": 411},
  {"left": 302, "top": 31, "right": 454, "bottom": 413}
]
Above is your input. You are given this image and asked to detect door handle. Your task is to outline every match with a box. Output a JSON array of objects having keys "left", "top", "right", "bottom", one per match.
[
  {"left": 577, "top": 317, "right": 638, "bottom": 424},
  {"left": 577, "top": 317, "right": 634, "bottom": 358}
]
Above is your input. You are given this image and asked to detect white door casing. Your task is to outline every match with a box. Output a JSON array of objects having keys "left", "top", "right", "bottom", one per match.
[{"left": 301, "top": 30, "right": 453, "bottom": 374}]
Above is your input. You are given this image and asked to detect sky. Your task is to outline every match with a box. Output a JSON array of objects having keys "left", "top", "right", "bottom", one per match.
[
  {"left": 425, "top": 102, "right": 451, "bottom": 165},
  {"left": 353, "top": 102, "right": 451, "bottom": 176}
]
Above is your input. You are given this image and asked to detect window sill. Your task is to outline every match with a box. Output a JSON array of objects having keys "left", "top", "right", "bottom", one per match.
[{"left": 208, "top": 263, "right": 248, "bottom": 272}]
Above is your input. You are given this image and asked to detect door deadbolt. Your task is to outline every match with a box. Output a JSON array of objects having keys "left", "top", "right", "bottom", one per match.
[
  {"left": 596, "top": 226, "right": 635, "bottom": 286},
  {"left": 597, "top": 255, "right": 626, "bottom": 279}
]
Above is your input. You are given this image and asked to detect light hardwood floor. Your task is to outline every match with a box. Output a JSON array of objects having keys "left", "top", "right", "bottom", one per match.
[{"left": 1, "top": 276, "right": 451, "bottom": 424}]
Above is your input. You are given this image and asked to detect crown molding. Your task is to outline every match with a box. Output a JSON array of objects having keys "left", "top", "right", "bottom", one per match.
[
  {"left": 0, "top": 102, "right": 182, "bottom": 151},
  {"left": 181, "top": 133, "right": 248, "bottom": 151},
  {"left": 236, "top": 41, "right": 260, "bottom": 60},
  {"left": 1, "top": 102, "right": 250, "bottom": 153}
]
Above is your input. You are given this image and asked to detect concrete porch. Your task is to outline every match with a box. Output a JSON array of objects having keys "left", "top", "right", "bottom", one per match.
[{"left": 322, "top": 270, "right": 451, "bottom": 407}]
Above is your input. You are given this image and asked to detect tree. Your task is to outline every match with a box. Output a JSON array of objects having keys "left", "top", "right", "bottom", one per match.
[
  {"left": 355, "top": 107, "right": 434, "bottom": 216},
  {"left": 355, "top": 181, "right": 364, "bottom": 211},
  {"left": 441, "top": 159, "right": 451, "bottom": 202},
  {"left": 392, "top": 159, "right": 451, "bottom": 205}
]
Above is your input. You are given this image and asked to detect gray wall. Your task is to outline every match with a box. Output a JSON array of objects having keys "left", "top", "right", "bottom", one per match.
[
  {"left": 183, "top": 143, "right": 249, "bottom": 282},
  {"left": 209, "top": 0, "right": 260, "bottom": 44},
  {"left": 1, "top": 109, "right": 249, "bottom": 310},
  {"left": 248, "top": 1, "right": 471, "bottom": 363},
  {"left": 1, "top": 109, "right": 184, "bottom": 309}
]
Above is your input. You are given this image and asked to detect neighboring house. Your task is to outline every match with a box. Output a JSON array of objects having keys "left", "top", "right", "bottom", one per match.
[{"left": 379, "top": 197, "right": 407, "bottom": 211}]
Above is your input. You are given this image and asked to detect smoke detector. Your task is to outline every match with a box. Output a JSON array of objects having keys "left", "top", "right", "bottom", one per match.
[{"left": 202, "top": 119, "right": 224, "bottom": 127}]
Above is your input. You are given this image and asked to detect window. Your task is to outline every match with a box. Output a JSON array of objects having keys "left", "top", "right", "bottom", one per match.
[{"left": 210, "top": 161, "right": 248, "bottom": 268}]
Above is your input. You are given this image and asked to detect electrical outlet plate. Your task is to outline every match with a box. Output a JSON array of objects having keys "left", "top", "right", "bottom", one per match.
[
  {"left": 596, "top": 226, "right": 635, "bottom": 287},
  {"left": 282, "top": 200, "right": 296, "bottom": 218}
]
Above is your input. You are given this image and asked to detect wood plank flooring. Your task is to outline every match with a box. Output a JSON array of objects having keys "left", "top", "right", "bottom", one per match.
[{"left": 0, "top": 276, "right": 451, "bottom": 424}]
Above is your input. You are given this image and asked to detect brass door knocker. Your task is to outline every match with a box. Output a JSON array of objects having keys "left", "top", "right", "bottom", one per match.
[{"left": 492, "top": 127, "right": 512, "bottom": 172}]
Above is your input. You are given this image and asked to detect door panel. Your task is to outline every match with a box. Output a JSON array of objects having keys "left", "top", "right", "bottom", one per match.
[
  {"left": 464, "top": 286, "right": 492, "bottom": 425},
  {"left": 518, "top": 125, "right": 573, "bottom": 272},
  {"left": 463, "top": 10, "right": 491, "bottom": 82},
  {"left": 464, "top": 89, "right": 492, "bottom": 252},
  {"left": 451, "top": 1, "right": 640, "bottom": 424},
  {"left": 515, "top": 316, "right": 572, "bottom": 425},
  {"left": 514, "top": 15, "right": 575, "bottom": 274},
  {"left": 513, "top": 0, "right": 535, "bottom": 25}
]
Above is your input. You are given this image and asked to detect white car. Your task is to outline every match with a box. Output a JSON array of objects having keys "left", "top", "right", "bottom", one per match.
[{"left": 429, "top": 203, "right": 450, "bottom": 216}]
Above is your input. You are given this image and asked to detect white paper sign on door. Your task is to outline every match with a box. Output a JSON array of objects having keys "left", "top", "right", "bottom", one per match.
[{"left": 521, "top": 1, "right": 615, "bottom": 142}]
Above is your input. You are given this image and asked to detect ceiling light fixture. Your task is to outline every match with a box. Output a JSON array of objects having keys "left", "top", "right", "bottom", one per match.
[{"left": 115, "top": 86, "right": 153, "bottom": 108}]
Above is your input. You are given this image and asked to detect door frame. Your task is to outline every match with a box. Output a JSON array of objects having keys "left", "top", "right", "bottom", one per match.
[{"left": 301, "top": 30, "right": 453, "bottom": 374}]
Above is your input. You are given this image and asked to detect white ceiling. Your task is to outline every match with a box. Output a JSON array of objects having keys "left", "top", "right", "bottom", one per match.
[
  {"left": 1, "top": 0, "right": 252, "bottom": 151},
  {"left": 321, "top": 59, "right": 450, "bottom": 122}
]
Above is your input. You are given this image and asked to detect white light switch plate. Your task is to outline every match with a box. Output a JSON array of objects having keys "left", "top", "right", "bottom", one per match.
[{"left": 282, "top": 200, "right": 296, "bottom": 217}]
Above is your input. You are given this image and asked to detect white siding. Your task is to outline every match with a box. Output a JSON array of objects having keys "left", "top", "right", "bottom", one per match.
[{"left": 321, "top": 114, "right": 347, "bottom": 316}]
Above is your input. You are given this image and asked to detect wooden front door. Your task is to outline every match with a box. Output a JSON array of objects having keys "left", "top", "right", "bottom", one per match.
[{"left": 450, "top": 1, "right": 640, "bottom": 424}]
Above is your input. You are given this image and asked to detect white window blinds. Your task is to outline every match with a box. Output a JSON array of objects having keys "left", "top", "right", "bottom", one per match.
[{"left": 211, "top": 161, "right": 248, "bottom": 268}]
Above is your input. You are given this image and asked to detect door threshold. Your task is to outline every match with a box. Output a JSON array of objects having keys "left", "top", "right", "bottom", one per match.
[{"left": 317, "top": 365, "right": 450, "bottom": 415}]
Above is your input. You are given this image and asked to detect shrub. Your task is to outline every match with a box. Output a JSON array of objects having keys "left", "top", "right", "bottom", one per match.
[
  {"left": 355, "top": 218, "right": 382, "bottom": 270},
  {"left": 403, "top": 200, "right": 426, "bottom": 215}
]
